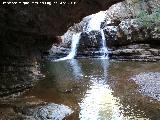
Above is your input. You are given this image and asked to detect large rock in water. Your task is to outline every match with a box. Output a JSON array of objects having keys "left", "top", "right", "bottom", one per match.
[
  {"left": 49, "top": 30, "right": 105, "bottom": 59},
  {"left": 33, "top": 103, "right": 73, "bottom": 120},
  {"left": 0, "top": 100, "right": 73, "bottom": 120},
  {"left": 77, "top": 31, "right": 103, "bottom": 57}
]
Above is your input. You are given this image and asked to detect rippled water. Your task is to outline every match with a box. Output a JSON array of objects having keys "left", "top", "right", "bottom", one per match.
[{"left": 21, "top": 59, "right": 160, "bottom": 120}]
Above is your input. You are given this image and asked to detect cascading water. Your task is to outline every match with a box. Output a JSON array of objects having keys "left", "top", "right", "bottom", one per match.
[
  {"left": 100, "top": 29, "right": 108, "bottom": 58},
  {"left": 55, "top": 11, "right": 108, "bottom": 61},
  {"left": 86, "top": 11, "right": 105, "bottom": 32},
  {"left": 55, "top": 33, "right": 81, "bottom": 61},
  {"left": 65, "top": 33, "right": 81, "bottom": 59},
  {"left": 86, "top": 11, "right": 108, "bottom": 59}
]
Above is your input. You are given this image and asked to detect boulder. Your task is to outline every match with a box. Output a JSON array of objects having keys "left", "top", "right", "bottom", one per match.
[
  {"left": 77, "top": 31, "right": 103, "bottom": 57},
  {"left": 33, "top": 103, "right": 73, "bottom": 120}
]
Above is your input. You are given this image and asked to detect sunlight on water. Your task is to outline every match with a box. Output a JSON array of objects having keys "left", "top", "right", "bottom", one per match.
[
  {"left": 79, "top": 59, "right": 123, "bottom": 120},
  {"left": 79, "top": 81, "right": 124, "bottom": 120},
  {"left": 24, "top": 59, "right": 158, "bottom": 120}
]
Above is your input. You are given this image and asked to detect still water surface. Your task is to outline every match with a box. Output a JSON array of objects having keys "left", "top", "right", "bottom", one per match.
[{"left": 24, "top": 59, "right": 160, "bottom": 120}]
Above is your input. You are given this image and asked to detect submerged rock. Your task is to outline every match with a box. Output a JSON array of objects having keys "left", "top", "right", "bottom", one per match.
[
  {"left": 33, "top": 103, "right": 73, "bottom": 120},
  {"left": 131, "top": 72, "right": 160, "bottom": 101},
  {"left": 0, "top": 100, "right": 73, "bottom": 120}
]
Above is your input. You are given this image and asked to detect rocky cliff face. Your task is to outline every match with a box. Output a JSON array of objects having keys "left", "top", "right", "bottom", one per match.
[
  {"left": 54, "top": 0, "right": 160, "bottom": 61},
  {"left": 102, "top": 0, "right": 160, "bottom": 61}
]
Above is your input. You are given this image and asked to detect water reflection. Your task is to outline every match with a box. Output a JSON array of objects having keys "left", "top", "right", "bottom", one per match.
[
  {"left": 68, "top": 59, "right": 83, "bottom": 80},
  {"left": 79, "top": 82, "right": 124, "bottom": 120},
  {"left": 23, "top": 59, "right": 160, "bottom": 120},
  {"left": 79, "top": 59, "right": 124, "bottom": 120},
  {"left": 101, "top": 59, "right": 109, "bottom": 82}
]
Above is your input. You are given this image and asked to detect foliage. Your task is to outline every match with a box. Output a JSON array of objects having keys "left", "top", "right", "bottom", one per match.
[
  {"left": 137, "top": 7, "right": 160, "bottom": 28},
  {"left": 130, "top": 0, "right": 149, "bottom": 4}
]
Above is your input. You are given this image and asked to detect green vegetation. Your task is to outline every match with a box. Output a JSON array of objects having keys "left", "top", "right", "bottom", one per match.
[
  {"left": 128, "top": 0, "right": 159, "bottom": 28},
  {"left": 137, "top": 7, "right": 160, "bottom": 28}
]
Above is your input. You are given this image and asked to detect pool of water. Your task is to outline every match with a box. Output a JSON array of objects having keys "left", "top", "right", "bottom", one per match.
[{"left": 21, "top": 59, "right": 160, "bottom": 120}]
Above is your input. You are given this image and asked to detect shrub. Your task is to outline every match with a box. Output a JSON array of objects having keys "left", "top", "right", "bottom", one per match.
[{"left": 137, "top": 7, "right": 160, "bottom": 28}]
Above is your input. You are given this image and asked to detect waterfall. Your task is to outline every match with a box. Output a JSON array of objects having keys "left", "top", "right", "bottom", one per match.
[
  {"left": 86, "top": 11, "right": 108, "bottom": 59},
  {"left": 66, "top": 33, "right": 81, "bottom": 59},
  {"left": 86, "top": 11, "right": 106, "bottom": 32},
  {"left": 55, "top": 11, "right": 108, "bottom": 61},
  {"left": 100, "top": 29, "right": 108, "bottom": 59},
  {"left": 55, "top": 33, "right": 81, "bottom": 61}
]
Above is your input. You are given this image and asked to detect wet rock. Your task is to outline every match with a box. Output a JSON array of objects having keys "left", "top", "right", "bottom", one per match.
[
  {"left": 131, "top": 72, "right": 160, "bottom": 101},
  {"left": 51, "top": 30, "right": 104, "bottom": 58},
  {"left": 0, "top": 60, "right": 43, "bottom": 97},
  {"left": 103, "top": 26, "right": 118, "bottom": 47},
  {"left": 48, "top": 45, "right": 70, "bottom": 59},
  {"left": 0, "top": 97, "right": 73, "bottom": 120},
  {"left": 109, "top": 44, "right": 160, "bottom": 61},
  {"left": 76, "top": 31, "right": 106, "bottom": 57},
  {"left": 62, "top": 16, "right": 93, "bottom": 46},
  {"left": 33, "top": 103, "right": 73, "bottom": 120},
  {"left": 151, "top": 26, "right": 160, "bottom": 39},
  {"left": 77, "top": 31, "right": 102, "bottom": 55}
]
